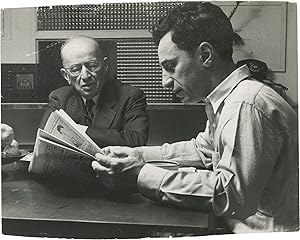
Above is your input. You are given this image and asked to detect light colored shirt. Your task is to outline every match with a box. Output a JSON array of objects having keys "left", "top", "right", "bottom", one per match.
[{"left": 137, "top": 65, "right": 298, "bottom": 233}]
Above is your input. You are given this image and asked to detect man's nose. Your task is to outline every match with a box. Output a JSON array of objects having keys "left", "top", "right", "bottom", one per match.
[
  {"left": 162, "top": 72, "right": 174, "bottom": 89},
  {"left": 80, "top": 65, "right": 92, "bottom": 79}
]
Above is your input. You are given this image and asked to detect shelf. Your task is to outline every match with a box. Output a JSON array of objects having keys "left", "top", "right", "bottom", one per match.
[
  {"left": 146, "top": 103, "right": 205, "bottom": 111},
  {"left": 1, "top": 103, "right": 205, "bottom": 111},
  {"left": 1, "top": 103, "right": 48, "bottom": 110},
  {"left": 35, "top": 30, "right": 152, "bottom": 40}
]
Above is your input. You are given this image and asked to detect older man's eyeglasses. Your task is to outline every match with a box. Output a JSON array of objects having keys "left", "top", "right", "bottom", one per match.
[{"left": 64, "top": 60, "right": 101, "bottom": 77}]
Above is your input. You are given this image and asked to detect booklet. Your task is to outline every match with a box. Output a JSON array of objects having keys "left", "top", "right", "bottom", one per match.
[{"left": 28, "top": 109, "right": 101, "bottom": 181}]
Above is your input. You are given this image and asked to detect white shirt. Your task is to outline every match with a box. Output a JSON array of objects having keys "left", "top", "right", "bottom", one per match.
[{"left": 137, "top": 65, "right": 298, "bottom": 233}]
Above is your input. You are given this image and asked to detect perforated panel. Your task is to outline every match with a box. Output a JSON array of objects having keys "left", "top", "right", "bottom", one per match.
[
  {"left": 37, "top": 2, "right": 183, "bottom": 31},
  {"left": 117, "top": 40, "right": 172, "bottom": 103},
  {"left": 36, "top": 2, "right": 184, "bottom": 103}
]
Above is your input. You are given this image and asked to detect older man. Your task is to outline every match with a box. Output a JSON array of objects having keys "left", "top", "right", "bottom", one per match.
[
  {"left": 40, "top": 35, "right": 149, "bottom": 147},
  {"left": 92, "top": 2, "right": 298, "bottom": 233}
]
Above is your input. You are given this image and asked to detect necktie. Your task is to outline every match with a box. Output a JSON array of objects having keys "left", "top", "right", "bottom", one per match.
[{"left": 84, "top": 99, "right": 95, "bottom": 126}]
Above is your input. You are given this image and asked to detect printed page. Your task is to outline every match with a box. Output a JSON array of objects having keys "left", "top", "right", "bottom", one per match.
[
  {"left": 56, "top": 109, "right": 102, "bottom": 152},
  {"left": 29, "top": 136, "right": 96, "bottom": 181},
  {"left": 57, "top": 109, "right": 80, "bottom": 131},
  {"left": 44, "top": 111, "right": 101, "bottom": 156},
  {"left": 38, "top": 128, "right": 96, "bottom": 159}
]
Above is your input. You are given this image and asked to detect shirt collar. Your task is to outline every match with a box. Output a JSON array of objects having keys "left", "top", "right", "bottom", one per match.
[
  {"left": 206, "top": 64, "right": 251, "bottom": 114},
  {"left": 81, "top": 94, "right": 100, "bottom": 105}
]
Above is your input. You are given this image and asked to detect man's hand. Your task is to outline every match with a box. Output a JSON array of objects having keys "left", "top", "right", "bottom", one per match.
[{"left": 92, "top": 146, "right": 145, "bottom": 192}]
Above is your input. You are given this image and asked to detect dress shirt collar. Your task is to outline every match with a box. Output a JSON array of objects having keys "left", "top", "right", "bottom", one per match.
[
  {"left": 206, "top": 64, "right": 251, "bottom": 114},
  {"left": 81, "top": 94, "right": 100, "bottom": 106}
]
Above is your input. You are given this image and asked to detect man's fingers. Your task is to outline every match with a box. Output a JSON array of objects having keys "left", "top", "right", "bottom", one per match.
[
  {"left": 109, "top": 146, "right": 132, "bottom": 158},
  {"left": 91, "top": 161, "right": 110, "bottom": 173},
  {"left": 98, "top": 146, "right": 133, "bottom": 158},
  {"left": 100, "top": 146, "right": 123, "bottom": 156},
  {"left": 95, "top": 152, "right": 123, "bottom": 168},
  {"left": 100, "top": 147, "right": 111, "bottom": 155}
]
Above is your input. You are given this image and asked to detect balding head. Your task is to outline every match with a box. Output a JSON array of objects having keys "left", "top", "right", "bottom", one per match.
[{"left": 61, "top": 36, "right": 104, "bottom": 67}]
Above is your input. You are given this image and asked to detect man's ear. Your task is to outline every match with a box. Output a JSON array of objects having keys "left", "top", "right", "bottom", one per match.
[
  {"left": 60, "top": 68, "right": 71, "bottom": 85},
  {"left": 197, "top": 42, "right": 214, "bottom": 68}
]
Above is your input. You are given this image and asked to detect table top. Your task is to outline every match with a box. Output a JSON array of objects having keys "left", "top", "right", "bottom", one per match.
[{"left": 2, "top": 161, "right": 211, "bottom": 237}]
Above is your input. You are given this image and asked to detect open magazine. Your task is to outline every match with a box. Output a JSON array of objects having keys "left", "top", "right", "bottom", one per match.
[{"left": 28, "top": 109, "right": 101, "bottom": 181}]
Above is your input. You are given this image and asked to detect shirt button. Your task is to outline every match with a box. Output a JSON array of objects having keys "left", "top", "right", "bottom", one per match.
[{"left": 231, "top": 211, "right": 236, "bottom": 216}]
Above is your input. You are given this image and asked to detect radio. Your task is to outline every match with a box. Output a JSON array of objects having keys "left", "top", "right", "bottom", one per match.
[{"left": 1, "top": 64, "right": 38, "bottom": 103}]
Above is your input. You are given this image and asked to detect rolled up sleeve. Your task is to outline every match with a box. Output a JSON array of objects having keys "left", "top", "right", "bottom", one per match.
[{"left": 137, "top": 164, "right": 169, "bottom": 200}]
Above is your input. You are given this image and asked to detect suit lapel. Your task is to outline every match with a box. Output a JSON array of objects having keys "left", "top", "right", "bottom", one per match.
[
  {"left": 66, "top": 92, "right": 86, "bottom": 124},
  {"left": 93, "top": 106, "right": 116, "bottom": 129},
  {"left": 92, "top": 83, "right": 117, "bottom": 129}
]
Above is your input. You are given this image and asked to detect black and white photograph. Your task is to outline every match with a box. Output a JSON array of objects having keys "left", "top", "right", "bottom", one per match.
[{"left": 1, "top": 0, "right": 299, "bottom": 239}]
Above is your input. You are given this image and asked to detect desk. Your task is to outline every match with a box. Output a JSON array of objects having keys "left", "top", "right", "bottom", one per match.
[{"left": 2, "top": 161, "right": 215, "bottom": 238}]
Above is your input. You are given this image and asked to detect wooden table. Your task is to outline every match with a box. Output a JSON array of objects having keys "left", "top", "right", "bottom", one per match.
[{"left": 2, "top": 161, "right": 215, "bottom": 238}]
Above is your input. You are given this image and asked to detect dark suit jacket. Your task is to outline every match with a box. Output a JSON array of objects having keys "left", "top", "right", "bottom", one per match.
[{"left": 40, "top": 81, "right": 149, "bottom": 148}]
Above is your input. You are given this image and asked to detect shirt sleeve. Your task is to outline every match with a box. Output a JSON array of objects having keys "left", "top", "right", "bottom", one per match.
[
  {"left": 137, "top": 101, "right": 283, "bottom": 218},
  {"left": 141, "top": 122, "right": 214, "bottom": 169}
]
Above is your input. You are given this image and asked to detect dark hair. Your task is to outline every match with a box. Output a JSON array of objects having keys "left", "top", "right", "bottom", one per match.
[{"left": 152, "top": 2, "right": 234, "bottom": 60}]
